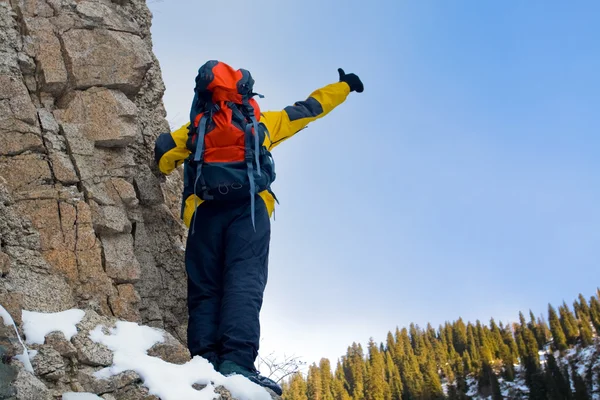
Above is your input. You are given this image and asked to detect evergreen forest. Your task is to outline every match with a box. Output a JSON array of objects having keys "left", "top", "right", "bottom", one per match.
[{"left": 281, "top": 289, "right": 600, "bottom": 400}]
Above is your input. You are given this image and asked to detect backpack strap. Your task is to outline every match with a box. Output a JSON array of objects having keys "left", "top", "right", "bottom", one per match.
[
  {"left": 244, "top": 119, "right": 257, "bottom": 231},
  {"left": 228, "top": 102, "right": 247, "bottom": 130},
  {"left": 243, "top": 99, "right": 262, "bottom": 178},
  {"left": 190, "top": 103, "right": 218, "bottom": 234}
]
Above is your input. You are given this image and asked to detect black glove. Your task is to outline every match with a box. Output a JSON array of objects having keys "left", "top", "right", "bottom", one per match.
[{"left": 338, "top": 68, "right": 364, "bottom": 93}]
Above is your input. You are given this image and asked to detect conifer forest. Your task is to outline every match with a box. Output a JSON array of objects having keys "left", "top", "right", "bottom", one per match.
[{"left": 281, "top": 290, "right": 600, "bottom": 399}]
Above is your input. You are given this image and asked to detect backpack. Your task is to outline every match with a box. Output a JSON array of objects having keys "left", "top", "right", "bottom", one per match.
[{"left": 185, "top": 60, "right": 276, "bottom": 228}]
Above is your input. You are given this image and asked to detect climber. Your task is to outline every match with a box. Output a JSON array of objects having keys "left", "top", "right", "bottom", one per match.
[{"left": 154, "top": 61, "right": 364, "bottom": 395}]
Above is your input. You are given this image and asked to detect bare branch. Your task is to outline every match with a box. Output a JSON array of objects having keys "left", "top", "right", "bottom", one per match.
[{"left": 256, "top": 351, "right": 308, "bottom": 383}]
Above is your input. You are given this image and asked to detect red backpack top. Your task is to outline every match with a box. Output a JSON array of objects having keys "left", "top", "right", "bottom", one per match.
[{"left": 185, "top": 60, "right": 276, "bottom": 228}]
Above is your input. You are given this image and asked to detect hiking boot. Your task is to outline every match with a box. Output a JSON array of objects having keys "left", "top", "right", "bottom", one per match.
[{"left": 218, "top": 360, "right": 282, "bottom": 396}]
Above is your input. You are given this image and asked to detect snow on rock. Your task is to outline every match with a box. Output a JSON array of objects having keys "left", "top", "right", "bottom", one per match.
[
  {"left": 0, "top": 304, "right": 14, "bottom": 327},
  {"left": 62, "top": 393, "right": 103, "bottom": 399},
  {"left": 3, "top": 307, "right": 277, "bottom": 399},
  {"left": 91, "top": 320, "right": 274, "bottom": 400},
  {"left": 22, "top": 309, "right": 85, "bottom": 344},
  {"left": 14, "top": 349, "right": 38, "bottom": 370},
  {"left": 0, "top": 304, "right": 34, "bottom": 372}
]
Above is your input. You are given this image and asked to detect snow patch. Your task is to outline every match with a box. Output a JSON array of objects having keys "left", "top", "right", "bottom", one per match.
[
  {"left": 22, "top": 309, "right": 85, "bottom": 344},
  {"left": 0, "top": 305, "right": 34, "bottom": 373},
  {"left": 465, "top": 377, "right": 477, "bottom": 397},
  {"left": 62, "top": 393, "right": 103, "bottom": 400},
  {"left": 538, "top": 350, "right": 547, "bottom": 365},
  {"left": 92, "top": 367, "right": 113, "bottom": 380},
  {"left": 14, "top": 349, "right": 37, "bottom": 368},
  {"left": 0, "top": 305, "right": 14, "bottom": 327},
  {"left": 91, "top": 320, "right": 273, "bottom": 400}
]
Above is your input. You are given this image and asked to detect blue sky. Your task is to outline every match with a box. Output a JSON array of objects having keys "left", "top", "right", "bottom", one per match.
[{"left": 149, "top": 1, "right": 600, "bottom": 365}]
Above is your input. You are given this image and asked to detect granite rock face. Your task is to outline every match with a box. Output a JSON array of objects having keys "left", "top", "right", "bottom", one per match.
[{"left": 0, "top": 0, "right": 202, "bottom": 397}]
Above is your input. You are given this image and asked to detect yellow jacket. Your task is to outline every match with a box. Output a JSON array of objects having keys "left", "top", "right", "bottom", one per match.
[{"left": 155, "top": 81, "right": 351, "bottom": 227}]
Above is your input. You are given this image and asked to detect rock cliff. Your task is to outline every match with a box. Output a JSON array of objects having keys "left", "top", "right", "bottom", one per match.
[{"left": 0, "top": 0, "right": 268, "bottom": 398}]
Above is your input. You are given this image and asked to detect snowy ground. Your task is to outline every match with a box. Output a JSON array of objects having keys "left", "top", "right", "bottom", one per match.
[
  {"left": 562, "top": 343, "right": 600, "bottom": 399},
  {"left": 463, "top": 342, "right": 600, "bottom": 400},
  {"left": 0, "top": 307, "right": 274, "bottom": 400}
]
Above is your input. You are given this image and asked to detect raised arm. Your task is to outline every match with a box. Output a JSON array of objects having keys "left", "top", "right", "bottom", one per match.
[{"left": 260, "top": 68, "right": 363, "bottom": 151}]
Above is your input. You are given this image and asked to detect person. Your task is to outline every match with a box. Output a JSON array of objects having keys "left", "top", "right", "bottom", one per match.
[{"left": 154, "top": 63, "right": 364, "bottom": 395}]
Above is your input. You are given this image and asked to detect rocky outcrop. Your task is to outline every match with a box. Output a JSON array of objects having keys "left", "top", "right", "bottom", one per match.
[
  {"left": 0, "top": 308, "right": 279, "bottom": 399},
  {"left": 0, "top": 0, "right": 198, "bottom": 397},
  {"left": 0, "top": 0, "right": 187, "bottom": 326}
]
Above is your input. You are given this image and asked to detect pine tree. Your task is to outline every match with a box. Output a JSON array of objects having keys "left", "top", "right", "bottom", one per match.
[
  {"left": 548, "top": 304, "right": 568, "bottom": 351},
  {"left": 284, "top": 373, "right": 308, "bottom": 400},
  {"left": 411, "top": 325, "right": 428, "bottom": 360},
  {"left": 528, "top": 310, "right": 537, "bottom": 330},
  {"left": 282, "top": 381, "right": 290, "bottom": 396},
  {"left": 409, "top": 324, "right": 419, "bottom": 351},
  {"left": 478, "top": 361, "right": 503, "bottom": 400},
  {"left": 308, "top": 363, "right": 323, "bottom": 400},
  {"left": 536, "top": 316, "right": 551, "bottom": 349},
  {"left": 528, "top": 371, "right": 548, "bottom": 400},
  {"left": 398, "top": 328, "right": 423, "bottom": 400},
  {"left": 447, "top": 384, "right": 470, "bottom": 400},
  {"left": 392, "top": 328, "right": 406, "bottom": 368},
  {"left": 544, "top": 353, "right": 572, "bottom": 400},
  {"left": 489, "top": 319, "right": 503, "bottom": 357},
  {"left": 334, "top": 361, "right": 352, "bottom": 400},
  {"left": 491, "top": 323, "right": 515, "bottom": 382},
  {"left": 589, "top": 296, "right": 600, "bottom": 334},
  {"left": 515, "top": 329, "right": 527, "bottom": 361},
  {"left": 528, "top": 311, "right": 549, "bottom": 349},
  {"left": 572, "top": 366, "right": 590, "bottom": 400},
  {"left": 559, "top": 303, "right": 580, "bottom": 345},
  {"left": 319, "top": 358, "right": 335, "bottom": 400},
  {"left": 426, "top": 323, "right": 437, "bottom": 344},
  {"left": 520, "top": 323, "right": 544, "bottom": 399},
  {"left": 499, "top": 342, "right": 515, "bottom": 381},
  {"left": 343, "top": 343, "right": 366, "bottom": 400},
  {"left": 475, "top": 320, "right": 485, "bottom": 348},
  {"left": 386, "top": 331, "right": 396, "bottom": 359},
  {"left": 576, "top": 294, "right": 591, "bottom": 319},
  {"left": 453, "top": 318, "right": 468, "bottom": 355},
  {"left": 477, "top": 322, "right": 497, "bottom": 365},
  {"left": 365, "top": 339, "right": 387, "bottom": 400},
  {"left": 500, "top": 322, "right": 520, "bottom": 359},
  {"left": 443, "top": 322, "right": 456, "bottom": 355},
  {"left": 578, "top": 313, "right": 594, "bottom": 347},
  {"left": 332, "top": 378, "right": 352, "bottom": 400},
  {"left": 462, "top": 351, "right": 472, "bottom": 375},
  {"left": 479, "top": 341, "right": 493, "bottom": 366},
  {"left": 385, "top": 351, "right": 403, "bottom": 400},
  {"left": 522, "top": 326, "right": 541, "bottom": 371},
  {"left": 447, "top": 385, "right": 459, "bottom": 400},
  {"left": 466, "top": 323, "right": 481, "bottom": 371},
  {"left": 432, "top": 337, "right": 453, "bottom": 384},
  {"left": 450, "top": 350, "right": 470, "bottom": 399},
  {"left": 420, "top": 354, "right": 445, "bottom": 400}
]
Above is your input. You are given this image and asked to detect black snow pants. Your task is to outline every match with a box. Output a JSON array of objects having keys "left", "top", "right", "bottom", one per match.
[{"left": 185, "top": 195, "right": 270, "bottom": 371}]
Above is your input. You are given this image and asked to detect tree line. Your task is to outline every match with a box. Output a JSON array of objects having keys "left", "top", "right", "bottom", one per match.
[{"left": 281, "top": 289, "right": 600, "bottom": 399}]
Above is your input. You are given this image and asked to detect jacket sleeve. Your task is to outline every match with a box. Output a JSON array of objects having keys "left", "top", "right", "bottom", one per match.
[
  {"left": 154, "top": 123, "right": 192, "bottom": 175},
  {"left": 260, "top": 81, "right": 351, "bottom": 150}
]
